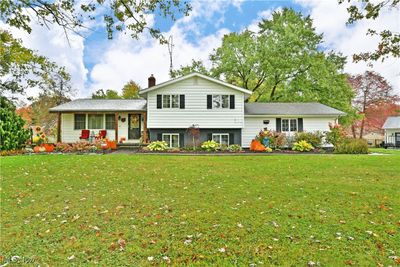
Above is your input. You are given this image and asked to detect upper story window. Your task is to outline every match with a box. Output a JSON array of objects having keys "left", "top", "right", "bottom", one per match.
[
  {"left": 282, "top": 119, "right": 297, "bottom": 132},
  {"left": 162, "top": 94, "right": 180, "bottom": 108},
  {"left": 212, "top": 95, "right": 229, "bottom": 109}
]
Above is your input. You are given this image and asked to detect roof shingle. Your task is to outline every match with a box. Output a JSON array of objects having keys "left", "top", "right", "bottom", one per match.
[
  {"left": 382, "top": 116, "right": 400, "bottom": 129},
  {"left": 49, "top": 99, "right": 147, "bottom": 112},
  {"left": 244, "top": 102, "right": 345, "bottom": 116}
]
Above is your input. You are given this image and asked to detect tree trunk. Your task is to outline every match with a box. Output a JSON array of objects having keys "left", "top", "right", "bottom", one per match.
[
  {"left": 351, "top": 124, "right": 357, "bottom": 138},
  {"left": 359, "top": 118, "right": 365, "bottom": 139}
]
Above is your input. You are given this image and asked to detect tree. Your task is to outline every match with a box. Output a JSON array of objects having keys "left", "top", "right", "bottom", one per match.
[
  {"left": 363, "top": 102, "right": 400, "bottom": 133},
  {"left": 0, "top": 96, "right": 31, "bottom": 151},
  {"left": 30, "top": 93, "right": 70, "bottom": 135},
  {"left": 0, "top": 30, "right": 70, "bottom": 97},
  {"left": 170, "top": 60, "right": 211, "bottom": 78},
  {"left": 339, "top": 0, "right": 399, "bottom": 62},
  {"left": 211, "top": 31, "right": 267, "bottom": 93},
  {"left": 348, "top": 71, "right": 399, "bottom": 138},
  {"left": 121, "top": 80, "right": 140, "bottom": 99},
  {"left": 1, "top": 0, "right": 191, "bottom": 43},
  {"left": 16, "top": 105, "right": 33, "bottom": 127},
  {"left": 92, "top": 89, "right": 121, "bottom": 99}
]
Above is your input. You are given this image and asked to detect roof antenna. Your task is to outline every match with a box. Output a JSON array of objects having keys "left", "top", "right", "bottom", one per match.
[{"left": 167, "top": 35, "right": 174, "bottom": 78}]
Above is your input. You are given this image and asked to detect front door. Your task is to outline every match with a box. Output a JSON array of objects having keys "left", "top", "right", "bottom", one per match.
[
  {"left": 395, "top": 132, "right": 400, "bottom": 147},
  {"left": 128, "top": 114, "right": 141, "bottom": 140}
]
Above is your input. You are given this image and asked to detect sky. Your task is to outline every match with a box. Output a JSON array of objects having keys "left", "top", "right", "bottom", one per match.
[{"left": 4, "top": 0, "right": 400, "bottom": 99}]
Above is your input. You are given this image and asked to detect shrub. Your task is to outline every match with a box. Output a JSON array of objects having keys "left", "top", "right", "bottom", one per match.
[
  {"left": 228, "top": 144, "right": 242, "bottom": 152},
  {"left": 334, "top": 138, "right": 368, "bottom": 154},
  {"left": 55, "top": 142, "right": 72, "bottom": 152},
  {"left": 0, "top": 149, "right": 26, "bottom": 156},
  {"left": 0, "top": 97, "right": 31, "bottom": 151},
  {"left": 295, "top": 131, "right": 323, "bottom": 148},
  {"left": 265, "top": 147, "right": 272, "bottom": 153},
  {"left": 201, "top": 140, "right": 220, "bottom": 151},
  {"left": 255, "top": 130, "right": 285, "bottom": 149},
  {"left": 292, "top": 140, "right": 314, "bottom": 152},
  {"left": 147, "top": 141, "right": 168, "bottom": 151},
  {"left": 325, "top": 123, "right": 346, "bottom": 146}
]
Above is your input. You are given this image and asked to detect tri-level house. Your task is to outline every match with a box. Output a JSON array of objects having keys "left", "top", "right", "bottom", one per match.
[{"left": 50, "top": 73, "right": 346, "bottom": 147}]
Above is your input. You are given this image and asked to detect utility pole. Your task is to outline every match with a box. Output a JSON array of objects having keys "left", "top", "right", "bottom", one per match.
[{"left": 167, "top": 35, "right": 174, "bottom": 77}]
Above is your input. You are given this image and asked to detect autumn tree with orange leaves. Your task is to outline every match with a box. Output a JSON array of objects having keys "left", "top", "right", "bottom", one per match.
[{"left": 348, "top": 71, "right": 399, "bottom": 138}]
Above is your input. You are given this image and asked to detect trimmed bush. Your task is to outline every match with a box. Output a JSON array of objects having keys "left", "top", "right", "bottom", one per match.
[
  {"left": 201, "top": 140, "right": 220, "bottom": 151},
  {"left": 334, "top": 138, "right": 368, "bottom": 154},
  {"left": 292, "top": 140, "right": 314, "bottom": 152},
  {"left": 295, "top": 131, "right": 323, "bottom": 148},
  {"left": 147, "top": 141, "right": 168, "bottom": 151}
]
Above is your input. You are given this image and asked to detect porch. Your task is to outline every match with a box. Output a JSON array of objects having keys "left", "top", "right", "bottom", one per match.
[{"left": 55, "top": 112, "right": 149, "bottom": 144}]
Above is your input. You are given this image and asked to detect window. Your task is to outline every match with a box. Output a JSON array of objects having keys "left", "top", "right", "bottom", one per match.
[
  {"left": 281, "top": 119, "right": 297, "bottom": 132},
  {"left": 74, "top": 114, "right": 86, "bottom": 130},
  {"left": 88, "top": 114, "right": 103, "bottom": 129},
  {"left": 162, "top": 94, "right": 179, "bottom": 108},
  {"left": 105, "top": 114, "right": 115, "bottom": 130},
  {"left": 212, "top": 133, "right": 229, "bottom": 145},
  {"left": 162, "top": 133, "right": 180, "bottom": 148},
  {"left": 212, "top": 95, "right": 229, "bottom": 109}
]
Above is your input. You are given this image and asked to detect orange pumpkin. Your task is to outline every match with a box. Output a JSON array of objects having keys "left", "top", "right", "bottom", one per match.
[
  {"left": 107, "top": 141, "right": 117, "bottom": 150},
  {"left": 44, "top": 144, "right": 54, "bottom": 152},
  {"left": 33, "top": 146, "right": 41, "bottom": 153},
  {"left": 250, "top": 139, "right": 266, "bottom": 152}
]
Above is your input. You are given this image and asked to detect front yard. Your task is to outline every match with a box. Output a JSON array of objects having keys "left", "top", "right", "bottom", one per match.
[{"left": 1, "top": 154, "right": 399, "bottom": 266}]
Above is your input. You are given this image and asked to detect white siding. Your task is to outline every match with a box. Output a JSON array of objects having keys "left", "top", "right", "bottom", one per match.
[
  {"left": 147, "top": 76, "right": 245, "bottom": 128},
  {"left": 242, "top": 117, "right": 276, "bottom": 148},
  {"left": 60, "top": 112, "right": 144, "bottom": 143},
  {"left": 242, "top": 116, "right": 337, "bottom": 148},
  {"left": 385, "top": 129, "right": 400, "bottom": 143}
]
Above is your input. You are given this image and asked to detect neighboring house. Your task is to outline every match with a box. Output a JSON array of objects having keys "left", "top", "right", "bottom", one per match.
[
  {"left": 362, "top": 132, "right": 384, "bottom": 147},
  {"left": 50, "top": 72, "right": 346, "bottom": 147},
  {"left": 382, "top": 116, "right": 400, "bottom": 148}
]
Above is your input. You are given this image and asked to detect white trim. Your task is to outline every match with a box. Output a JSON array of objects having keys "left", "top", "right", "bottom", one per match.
[
  {"left": 161, "top": 94, "right": 180, "bottom": 109},
  {"left": 162, "top": 133, "right": 180, "bottom": 148},
  {"left": 212, "top": 94, "right": 230, "bottom": 109},
  {"left": 245, "top": 115, "right": 340, "bottom": 118},
  {"left": 281, "top": 118, "right": 298, "bottom": 133},
  {"left": 212, "top": 133, "right": 229, "bottom": 145},
  {"left": 140, "top": 72, "right": 253, "bottom": 95}
]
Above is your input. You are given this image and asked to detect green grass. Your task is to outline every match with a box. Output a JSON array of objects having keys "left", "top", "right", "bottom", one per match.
[
  {"left": 1, "top": 154, "right": 399, "bottom": 266},
  {"left": 369, "top": 147, "right": 400, "bottom": 155}
]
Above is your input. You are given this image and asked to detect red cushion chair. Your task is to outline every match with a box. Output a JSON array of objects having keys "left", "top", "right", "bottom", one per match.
[
  {"left": 79, "top": 129, "right": 90, "bottom": 140},
  {"left": 99, "top": 130, "right": 107, "bottom": 139}
]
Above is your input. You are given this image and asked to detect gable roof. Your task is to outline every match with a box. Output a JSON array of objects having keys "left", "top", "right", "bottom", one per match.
[
  {"left": 382, "top": 116, "right": 400, "bottom": 129},
  {"left": 244, "top": 102, "right": 346, "bottom": 116},
  {"left": 139, "top": 72, "right": 253, "bottom": 95},
  {"left": 49, "top": 99, "right": 147, "bottom": 112}
]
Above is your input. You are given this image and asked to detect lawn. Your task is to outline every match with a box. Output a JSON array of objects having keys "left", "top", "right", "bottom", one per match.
[{"left": 1, "top": 154, "right": 399, "bottom": 266}]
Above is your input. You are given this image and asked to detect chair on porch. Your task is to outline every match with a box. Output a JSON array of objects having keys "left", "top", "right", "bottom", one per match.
[
  {"left": 99, "top": 130, "right": 107, "bottom": 139},
  {"left": 79, "top": 129, "right": 90, "bottom": 140}
]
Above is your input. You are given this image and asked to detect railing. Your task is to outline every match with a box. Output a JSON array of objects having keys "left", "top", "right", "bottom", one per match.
[{"left": 383, "top": 136, "right": 400, "bottom": 148}]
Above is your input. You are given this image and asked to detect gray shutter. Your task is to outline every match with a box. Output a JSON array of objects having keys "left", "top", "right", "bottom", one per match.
[
  {"left": 179, "top": 133, "right": 184, "bottom": 147},
  {"left": 157, "top": 95, "right": 162, "bottom": 109},
  {"left": 157, "top": 133, "right": 162, "bottom": 141},
  {"left": 230, "top": 95, "right": 235, "bottom": 109},
  {"left": 180, "top": 95, "right": 185, "bottom": 109},
  {"left": 207, "top": 133, "right": 212, "bottom": 140},
  {"left": 207, "top": 95, "right": 212, "bottom": 109},
  {"left": 298, "top": 118, "right": 303, "bottom": 132},
  {"left": 229, "top": 133, "right": 234, "bottom": 145},
  {"left": 276, "top": 118, "right": 281, "bottom": 132}
]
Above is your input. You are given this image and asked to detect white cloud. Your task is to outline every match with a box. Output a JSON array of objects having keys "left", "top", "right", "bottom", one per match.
[
  {"left": 88, "top": 0, "right": 233, "bottom": 95},
  {"left": 1, "top": 20, "right": 88, "bottom": 99},
  {"left": 296, "top": 0, "right": 400, "bottom": 95}
]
